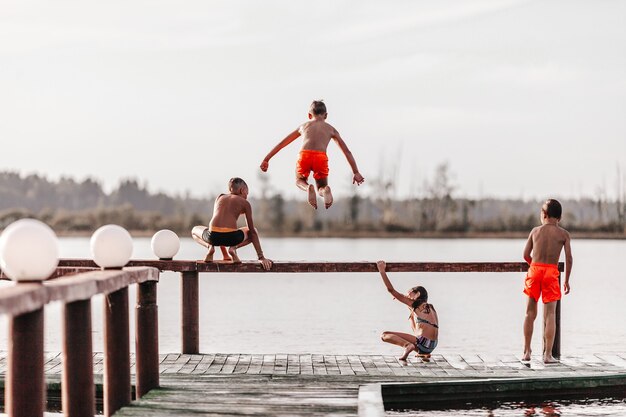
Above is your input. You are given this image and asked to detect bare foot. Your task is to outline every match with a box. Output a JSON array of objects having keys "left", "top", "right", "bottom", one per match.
[
  {"left": 228, "top": 247, "right": 241, "bottom": 263},
  {"left": 543, "top": 355, "right": 559, "bottom": 364},
  {"left": 320, "top": 186, "right": 333, "bottom": 209},
  {"left": 399, "top": 344, "right": 415, "bottom": 361},
  {"left": 204, "top": 248, "right": 215, "bottom": 262},
  {"left": 521, "top": 351, "right": 531, "bottom": 361},
  {"left": 307, "top": 184, "right": 317, "bottom": 209},
  {"left": 416, "top": 353, "right": 431, "bottom": 361}
]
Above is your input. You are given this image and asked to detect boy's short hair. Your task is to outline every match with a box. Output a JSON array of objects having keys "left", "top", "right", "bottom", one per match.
[
  {"left": 229, "top": 177, "right": 247, "bottom": 193},
  {"left": 542, "top": 199, "right": 562, "bottom": 219},
  {"left": 309, "top": 100, "right": 327, "bottom": 116}
]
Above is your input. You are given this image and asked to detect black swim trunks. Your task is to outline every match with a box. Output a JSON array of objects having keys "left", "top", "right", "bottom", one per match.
[{"left": 202, "top": 228, "right": 245, "bottom": 247}]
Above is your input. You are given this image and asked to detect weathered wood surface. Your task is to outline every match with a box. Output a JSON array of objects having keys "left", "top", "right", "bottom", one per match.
[
  {"left": 0, "top": 267, "right": 159, "bottom": 316},
  {"left": 58, "top": 259, "right": 197, "bottom": 271},
  {"left": 1, "top": 351, "right": 622, "bottom": 416},
  {"left": 55, "top": 259, "right": 565, "bottom": 273}
]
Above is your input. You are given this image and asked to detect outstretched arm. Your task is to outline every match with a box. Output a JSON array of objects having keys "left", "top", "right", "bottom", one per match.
[
  {"left": 376, "top": 261, "right": 414, "bottom": 307},
  {"left": 260, "top": 128, "right": 301, "bottom": 172},
  {"left": 331, "top": 129, "right": 364, "bottom": 185},
  {"left": 243, "top": 202, "right": 272, "bottom": 270}
]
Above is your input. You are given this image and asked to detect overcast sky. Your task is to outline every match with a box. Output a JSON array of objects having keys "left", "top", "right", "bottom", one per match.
[{"left": 1, "top": 0, "right": 625, "bottom": 201}]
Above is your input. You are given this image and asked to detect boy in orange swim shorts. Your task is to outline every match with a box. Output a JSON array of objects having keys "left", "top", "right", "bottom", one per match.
[
  {"left": 521, "top": 199, "right": 573, "bottom": 364},
  {"left": 260, "top": 100, "right": 365, "bottom": 209}
]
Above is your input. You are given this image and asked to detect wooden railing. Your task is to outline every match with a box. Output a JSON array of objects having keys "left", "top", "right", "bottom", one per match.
[
  {"left": 60, "top": 259, "right": 564, "bottom": 359},
  {"left": 0, "top": 267, "right": 159, "bottom": 417},
  {"left": 1, "top": 260, "right": 564, "bottom": 416}
]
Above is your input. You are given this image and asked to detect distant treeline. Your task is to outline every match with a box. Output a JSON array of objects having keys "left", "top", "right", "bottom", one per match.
[{"left": 1, "top": 171, "right": 625, "bottom": 236}]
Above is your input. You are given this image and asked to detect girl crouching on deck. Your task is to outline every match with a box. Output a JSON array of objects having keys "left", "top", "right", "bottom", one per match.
[{"left": 376, "top": 260, "right": 439, "bottom": 361}]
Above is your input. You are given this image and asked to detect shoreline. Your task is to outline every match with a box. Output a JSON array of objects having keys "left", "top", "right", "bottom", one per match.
[{"left": 54, "top": 230, "right": 626, "bottom": 240}]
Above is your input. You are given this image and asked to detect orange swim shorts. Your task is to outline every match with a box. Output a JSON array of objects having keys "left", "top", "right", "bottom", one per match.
[
  {"left": 523, "top": 262, "right": 561, "bottom": 303},
  {"left": 296, "top": 150, "right": 329, "bottom": 181}
]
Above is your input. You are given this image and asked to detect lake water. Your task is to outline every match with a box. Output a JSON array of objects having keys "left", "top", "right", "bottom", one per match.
[
  {"left": 0, "top": 237, "right": 624, "bottom": 357},
  {"left": 387, "top": 396, "right": 626, "bottom": 416}
]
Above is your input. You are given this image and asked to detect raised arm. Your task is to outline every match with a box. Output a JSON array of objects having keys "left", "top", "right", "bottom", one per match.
[
  {"left": 376, "top": 261, "right": 414, "bottom": 307},
  {"left": 331, "top": 129, "right": 364, "bottom": 185},
  {"left": 563, "top": 231, "right": 573, "bottom": 294},
  {"left": 260, "top": 128, "right": 301, "bottom": 172},
  {"left": 243, "top": 201, "right": 272, "bottom": 270}
]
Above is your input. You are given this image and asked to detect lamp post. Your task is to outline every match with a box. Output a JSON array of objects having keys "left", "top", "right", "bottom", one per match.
[
  {"left": 91, "top": 224, "right": 134, "bottom": 415},
  {"left": 0, "top": 218, "right": 59, "bottom": 417}
]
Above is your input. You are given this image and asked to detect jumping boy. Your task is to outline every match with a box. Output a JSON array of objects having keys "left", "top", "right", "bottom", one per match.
[
  {"left": 260, "top": 100, "right": 365, "bottom": 209},
  {"left": 522, "top": 199, "right": 573, "bottom": 363},
  {"left": 192, "top": 177, "right": 272, "bottom": 270}
]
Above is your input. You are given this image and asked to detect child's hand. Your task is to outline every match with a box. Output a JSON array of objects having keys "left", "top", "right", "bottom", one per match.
[
  {"left": 353, "top": 172, "right": 365, "bottom": 185},
  {"left": 564, "top": 280, "right": 570, "bottom": 295},
  {"left": 260, "top": 160, "right": 269, "bottom": 172},
  {"left": 259, "top": 256, "right": 273, "bottom": 271},
  {"left": 376, "top": 260, "right": 386, "bottom": 272}
]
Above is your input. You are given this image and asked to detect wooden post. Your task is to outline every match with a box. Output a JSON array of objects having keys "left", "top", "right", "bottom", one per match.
[
  {"left": 136, "top": 280, "right": 159, "bottom": 398},
  {"left": 63, "top": 300, "right": 95, "bottom": 417},
  {"left": 553, "top": 272, "right": 562, "bottom": 359},
  {"left": 7, "top": 308, "right": 45, "bottom": 417},
  {"left": 103, "top": 287, "right": 131, "bottom": 417},
  {"left": 181, "top": 271, "right": 199, "bottom": 354}
]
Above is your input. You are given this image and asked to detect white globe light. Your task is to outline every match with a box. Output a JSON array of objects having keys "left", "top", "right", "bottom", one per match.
[
  {"left": 90, "top": 224, "right": 133, "bottom": 268},
  {"left": 0, "top": 219, "right": 59, "bottom": 281},
  {"left": 151, "top": 229, "right": 180, "bottom": 260}
]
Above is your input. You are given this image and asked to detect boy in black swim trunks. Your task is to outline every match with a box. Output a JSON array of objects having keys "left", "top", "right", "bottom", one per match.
[{"left": 192, "top": 177, "right": 273, "bottom": 270}]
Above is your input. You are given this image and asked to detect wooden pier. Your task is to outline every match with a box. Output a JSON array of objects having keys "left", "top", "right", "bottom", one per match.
[
  {"left": 1, "top": 351, "right": 625, "bottom": 416},
  {"left": 2, "top": 259, "right": 621, "bottom": 417}
]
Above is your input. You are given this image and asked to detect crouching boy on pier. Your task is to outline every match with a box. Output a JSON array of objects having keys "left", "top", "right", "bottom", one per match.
[
  {"left": 522, "top": 199, "right": 572, "bottom": 363},
  {"left": 192, "top": 177, "right": 273, "bottom": 270}
]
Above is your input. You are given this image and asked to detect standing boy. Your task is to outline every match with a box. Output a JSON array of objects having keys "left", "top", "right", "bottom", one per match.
[
  {"left": 522, "top": 199, "right": 573, "bottom": 363},
  {"left": 192, "top": 177, "right": 272, "bottom": 270},
  {"left": 260, "top": 100, "right": 365, "bottom": 209}
]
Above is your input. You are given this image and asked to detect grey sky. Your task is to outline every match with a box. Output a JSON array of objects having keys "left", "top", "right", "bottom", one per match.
[{"left": 1, "top": 0, "right": 625, "bottom": 201}]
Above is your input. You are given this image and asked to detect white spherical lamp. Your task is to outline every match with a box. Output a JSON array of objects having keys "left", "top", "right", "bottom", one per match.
[
  {"left": 151, "top": 229, "right": 180, "bottom": 260},
  {"left": 0, "top": 219, "right": 59, "bottom": 281},
  {"left": 90, "top": 224, "right": 133, "bottom": 269}
]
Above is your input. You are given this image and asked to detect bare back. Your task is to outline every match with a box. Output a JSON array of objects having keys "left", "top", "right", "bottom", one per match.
[
  {"left": 411, "top": 304, "right": 439, "bottom": 340},
  {"left": 299, "top": 120, "right": 338, "bottom": 152},
  {"left": 527, "top": 224, "right": 569, "bottom": 265},
  {"left": 209, "top": 194, "right": 249, "bottom": 230}
]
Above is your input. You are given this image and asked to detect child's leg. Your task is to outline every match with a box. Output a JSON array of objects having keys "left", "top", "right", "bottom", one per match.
[
  {"left": 315, "top": 177, "right": 333, "bottom": 209},
  {"left": 522, "top": 297, "right": 538, "bottom": 361},
  {"left": 227, "top": 227, "right": 253, "bottom": 263},
  {"left": 191, "top": 226, "right": 209, "bottom": 248},
  {"left": 204, "top": 245, "right": 216, "bottom": 262},
  {"left": 219, "top": 246, "right": 232, "bottom": 261},
  {"left": 192, "top": 226, "right": 216, "bottom": 262},
  {"left": 543, "top": 301, "right": 558, "bottom": 363},
  {"left": 381, "top": 331, "right": 417, "bottom": 361},
  {"left": 296, "top": 175, "right": 317, "bottom": 209}
]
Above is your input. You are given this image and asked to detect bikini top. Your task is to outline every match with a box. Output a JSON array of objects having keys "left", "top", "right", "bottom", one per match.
[{"left": 415, "top": 316, "right": 439, "bottom": 329}]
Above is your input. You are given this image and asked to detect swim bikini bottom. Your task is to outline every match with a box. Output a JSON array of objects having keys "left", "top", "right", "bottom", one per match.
[
  {"left": 415, "top": 336, "right": 438, "bottom": 354},
  {"left": 202, "top": 229, "right": 245, "bottom": 247}
]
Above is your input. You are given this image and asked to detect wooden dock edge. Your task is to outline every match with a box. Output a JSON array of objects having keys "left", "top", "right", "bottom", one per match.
[
  {"left": 357, "top": 383, "right": 385, "bottom": 417},
  {"left": 379, "top": 373, "right": 626, "bottom": 410}
]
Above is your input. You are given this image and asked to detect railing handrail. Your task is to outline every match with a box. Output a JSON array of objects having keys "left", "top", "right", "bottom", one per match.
[
  {"left": 1, "top": 267, "right": 160, "bottom": 417},
  {"left": 52, "top": 259, "right": 565, "bottom": 273},
  {"left": 0, "top": 267, "right": 159, "bottom": 315}
]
